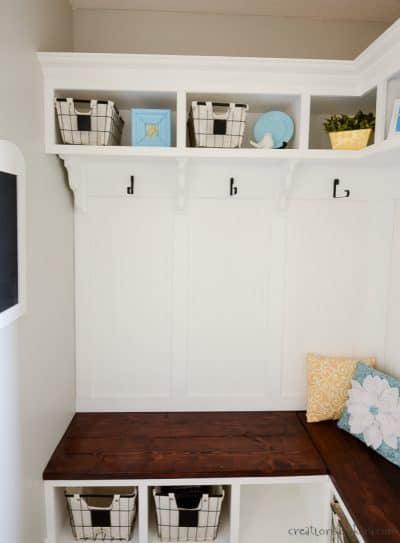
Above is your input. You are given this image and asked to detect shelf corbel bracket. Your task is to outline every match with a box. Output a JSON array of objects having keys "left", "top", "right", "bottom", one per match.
[
  {"left": 176, "top": 158, "right": 187, "bottom": 212},
  {"left": 61, "top": 155, "right": 88, "bottom": 212},
  {"left": 279, "top": 160, "right": 298, "bottom": 211}
]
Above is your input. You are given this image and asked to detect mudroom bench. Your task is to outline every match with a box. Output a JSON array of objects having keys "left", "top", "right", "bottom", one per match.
[{"left": 43, "top": 412, "right": 400, "bottom": 543}]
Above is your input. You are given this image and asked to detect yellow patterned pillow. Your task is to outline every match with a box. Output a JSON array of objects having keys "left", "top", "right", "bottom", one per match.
[{"left": 306, "top": 353, "right": 376, "bottom": 423}]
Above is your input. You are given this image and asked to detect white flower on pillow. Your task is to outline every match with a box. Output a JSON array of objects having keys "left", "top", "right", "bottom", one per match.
[{"left": 347, "top": 375, "right": 400, "bottom": 450}]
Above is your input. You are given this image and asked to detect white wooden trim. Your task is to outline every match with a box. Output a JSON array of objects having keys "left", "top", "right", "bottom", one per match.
[
  {"left": 61, "top": 156, "right": 87, "bottom": 212},
  {"left": 0, "top": 140, "right": 26, "bottom": 329},
  {"left": 176, "top": 90, "right": 187, "bottom": 150},
  {"left": 138, "top": 484, "right": 148, "bottom": 543},
  {"left": 374, "top": 79, "right": 388, "bottom": 144},
  {"left": 299, "top": 94, "right": 311, "bottom": 151},
  {"left": 46, "top": 139, "right": 400, "bottom": 162}
]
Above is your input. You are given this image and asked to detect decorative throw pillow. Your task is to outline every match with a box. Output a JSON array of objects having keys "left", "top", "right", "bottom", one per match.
[
  {"left": 338, "top": 363, "right": 400, "bottom": 468},
  {"left": 306, "top": 353, "right": 376, "bottom": 423}
]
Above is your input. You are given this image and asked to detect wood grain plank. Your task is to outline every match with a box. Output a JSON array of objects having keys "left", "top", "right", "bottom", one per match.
[
  {"left": 43, "top": 411, "right": 326, "bottom": 480},
  {"left": 298, "top": 412, "right": 400, "bottom": 543}
]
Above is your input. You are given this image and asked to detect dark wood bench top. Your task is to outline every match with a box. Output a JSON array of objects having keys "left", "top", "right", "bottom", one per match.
[
  {"left": 43, "top": 411, "right": 326, "bottom": 480},
  {"left": 298, "top": 412, "right": 400, "bottom": 543}
]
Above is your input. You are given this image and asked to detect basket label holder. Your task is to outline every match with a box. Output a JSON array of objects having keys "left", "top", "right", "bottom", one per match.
[{"left": 77, "top": 115, "right": 91, "bottom": 132}]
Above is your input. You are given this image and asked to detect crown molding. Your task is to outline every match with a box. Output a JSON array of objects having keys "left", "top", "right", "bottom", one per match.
[
  {"left": 68, "top": 0, "right": 399, "bottom": 23},
  {"left": 38, "top": 18, "right": 400, "bottom": 87}
]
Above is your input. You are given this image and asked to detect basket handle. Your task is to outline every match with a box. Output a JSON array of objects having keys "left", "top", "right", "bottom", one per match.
[
  {"left": 74, "top": 493, "right": 120, "bottom": 511},
  {"left": 209, "top": 101, "right": 235, "bottom": 120},
  {"left": 67, "top": 98, "right": 96, "bottom": 116},
  {"left": 168, "top": 492, "right": 206, "bottom": 511}
]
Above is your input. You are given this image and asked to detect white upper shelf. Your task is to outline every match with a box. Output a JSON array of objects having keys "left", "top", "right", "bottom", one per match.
[
  {"left": 38, "top": 18, "right": 400, "bottom": 162},
  {"left": 48, "top": 139, "right": 400, "bottom": 168}
]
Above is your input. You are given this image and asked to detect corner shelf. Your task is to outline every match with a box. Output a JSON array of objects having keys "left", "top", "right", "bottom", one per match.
[{"left": 39, "top": 25, "right": 400, "bottom": 168}]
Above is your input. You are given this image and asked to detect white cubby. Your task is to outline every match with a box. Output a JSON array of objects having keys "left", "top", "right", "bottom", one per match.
[
  {"left": 239, "top": 480, "right": 331, "bottom": 543},
  {"left": 147, "top": 486, "right": 230, "bottom": 543},
  {"left": 186, "top": 92, "right": 302, "bottom": 150},
  {"left": 46, "top": 485, "right": 140, "bottom": 543},
  {"left": 309, "top": 89, "right": 377, "bottom": 150},
  {"left": 53, "top": 89, "right": 178, "bottom": 147}
]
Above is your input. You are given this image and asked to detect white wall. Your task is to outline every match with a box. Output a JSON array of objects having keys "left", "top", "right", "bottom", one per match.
[
  {"left": 0, "top": 1, "right": 74, "bottom": 542},
  {"left": 73, "top": 9, "right": 388, "bottom": 59}
]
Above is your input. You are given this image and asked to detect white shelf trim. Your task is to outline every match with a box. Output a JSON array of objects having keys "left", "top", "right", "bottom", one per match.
[{"left": 57, "top": 138, "right": 400, "bottom": 160}]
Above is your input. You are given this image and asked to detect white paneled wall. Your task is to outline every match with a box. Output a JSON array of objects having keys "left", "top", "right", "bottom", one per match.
[
  {"left": 78, "top": 198, "right": 174, "bottom": 401},
  {"left": 283, "top": 200, "right": 380, "bottom": 403},
  {"left": 384, "top": 199, "right": 400, "bottom": 374},
  {"left": 186, "top": 200, "right": 273, "bottom": 398},
  {"left": 71, "top": 159, "right": 400, "bottom": 411}
]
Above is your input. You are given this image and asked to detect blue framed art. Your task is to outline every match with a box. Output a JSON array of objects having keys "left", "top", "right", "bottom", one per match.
[
  {"left": 131, "top": 108, "right": 171, "bottom": 147},
  {"left": 389, "top": 99, "right": 400, "bottom": 138}
]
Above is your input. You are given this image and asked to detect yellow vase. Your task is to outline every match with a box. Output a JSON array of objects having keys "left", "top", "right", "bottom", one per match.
[{"left": 328, "top": 128, "right": 373, "bottom": 150}]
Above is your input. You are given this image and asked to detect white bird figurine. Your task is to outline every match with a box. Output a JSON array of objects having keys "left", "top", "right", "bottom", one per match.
[{"left": 250, "top": 132, "right": 274, "bottom": 149}]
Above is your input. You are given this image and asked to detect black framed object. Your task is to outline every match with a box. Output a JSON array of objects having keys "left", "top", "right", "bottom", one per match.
[{"left": 0, "top": 171, "right": 18, "bottom": 313}]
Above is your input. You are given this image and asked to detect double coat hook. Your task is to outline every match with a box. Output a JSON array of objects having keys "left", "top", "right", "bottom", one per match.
[
  {"left": 230, "top": 177, "right": 238, "bottom": 197},
  {"left": 333, "top": 178, "right": 350, "bottom": 199},
  {"left": 127, "top": 175, "right": 135, "bottom": 195}
]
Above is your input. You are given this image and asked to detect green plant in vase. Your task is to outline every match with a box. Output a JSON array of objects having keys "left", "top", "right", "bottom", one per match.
[{"left": 323, "top": 110, "right": 375, "bottom": 150}]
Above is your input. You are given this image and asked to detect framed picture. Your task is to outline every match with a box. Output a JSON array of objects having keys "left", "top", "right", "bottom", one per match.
[
  {"left": 131, "top": 109, "right": 171, "bottom": 147},
  {"left": 0, "top": 140, "right": 26, "bottom": 329},
  {"left": 389, "top": 99, "right": 400, "bottom": 137}
]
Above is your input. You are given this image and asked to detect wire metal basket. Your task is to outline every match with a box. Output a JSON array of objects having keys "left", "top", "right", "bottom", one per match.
[
  {"left": 55, "top": 98, "right": 124, "bottom": 146},
  {"left": 188, "top": 101, "right": 248, "bottom": 148},
  {"left": 65, "top": 487, "right": 137, "bottom": 541},
  {"left": 153, "top": 486, "right": 225, "bottom": 542},
  {"left": 330, "top": 500, "right": 359, "bottom": 543}
]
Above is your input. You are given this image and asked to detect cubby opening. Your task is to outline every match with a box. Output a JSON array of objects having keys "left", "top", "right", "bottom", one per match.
[
  {"left": 148, "top": 485, "right": 230, "bottom": 543},
  {"left": 239, "top": 482, "right": 330, "bottom": 543},
  {"left": 49, "top": 486, "right": 139, "bottom": 543},
  {"left": 53, "top": 90, "right": 177, "bottom": 147},
  {"left": 186, "top": 93, "right": 301, "bottom": 150},
  {"left": 309, "top": 88, "right": 377, "bottom": 149}
]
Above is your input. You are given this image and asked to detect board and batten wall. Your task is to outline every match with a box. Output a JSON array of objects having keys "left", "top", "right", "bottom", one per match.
[
  {"left": 71, "top": 158, "right": 400, "bottom": 411},
  {"left": 72, "top": 9, "right": 389, "bottom": 59},
  {"left": 0, "top": 1, "right": 74, "bottom": 543}
]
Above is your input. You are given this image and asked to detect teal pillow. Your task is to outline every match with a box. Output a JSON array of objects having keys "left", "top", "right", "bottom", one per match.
[{"left": 338, "top": 362, "right": 400, "bottom": 467}]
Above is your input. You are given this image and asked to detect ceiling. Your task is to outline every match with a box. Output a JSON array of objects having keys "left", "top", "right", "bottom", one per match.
[{"left": 69, "top": 0, "right": 400, "bottom": 23}]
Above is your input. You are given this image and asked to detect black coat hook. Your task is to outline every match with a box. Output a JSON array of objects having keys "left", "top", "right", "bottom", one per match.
[
  {"left": 127, "top": 175, "right": 135, "bottom": 195},
  {"left": 333, "top": 178, "right": 350, "bottom": 199},
  {"left": 230, "top": 177, "right": 238, "bottom": 197}
]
